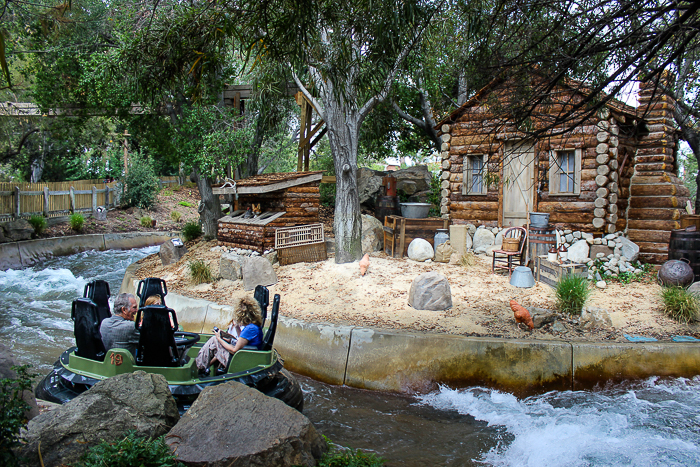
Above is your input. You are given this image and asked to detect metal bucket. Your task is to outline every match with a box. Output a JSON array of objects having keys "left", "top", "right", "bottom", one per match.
[
  {"left": 529, "top": 212, "right": 550, "bottom": 228},
  {"left": 400, "top": 203, "right": 431, "bottom": 219}
]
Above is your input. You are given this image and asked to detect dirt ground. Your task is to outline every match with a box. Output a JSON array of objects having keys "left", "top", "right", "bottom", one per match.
[
  {"left": 40, "top": 184, "right": 700, "bottom": 342},
  {"left": 133, "top": 240, "right": 700, "bottom": 342}
]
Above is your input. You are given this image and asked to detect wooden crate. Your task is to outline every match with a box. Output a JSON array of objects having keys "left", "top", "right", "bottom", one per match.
[
  {"left": 383, "top": 215, "right": 449, "bottom": 258},
  {"left": 535, "top": 256, "right": 588, "bottom": 288},
  {"left": 275, "top": 223, "right": 327, "bottom": 265}
]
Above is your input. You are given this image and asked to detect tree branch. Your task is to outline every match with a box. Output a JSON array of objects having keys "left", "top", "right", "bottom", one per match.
[{"left": 291, "top": 69, "right": 325, "bottom": 121}]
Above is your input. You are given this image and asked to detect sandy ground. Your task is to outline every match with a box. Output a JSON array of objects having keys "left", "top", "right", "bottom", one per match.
[{"left": 134, "top": 240, "right": 700, "bottom": 342}]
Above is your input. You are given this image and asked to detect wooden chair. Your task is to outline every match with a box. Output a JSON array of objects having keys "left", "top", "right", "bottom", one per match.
[{"left": 492, "top": 227, "right": 528, "bottom": 277}]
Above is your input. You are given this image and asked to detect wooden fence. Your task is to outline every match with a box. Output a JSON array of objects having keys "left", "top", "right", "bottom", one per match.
[{"left": 0, "top": 176, "right": 180, "bottom": 220}]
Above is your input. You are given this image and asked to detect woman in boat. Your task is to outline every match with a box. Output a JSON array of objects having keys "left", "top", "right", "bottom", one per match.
[{"left": 195, "top": 296, "right": 264, "bottom": 373}]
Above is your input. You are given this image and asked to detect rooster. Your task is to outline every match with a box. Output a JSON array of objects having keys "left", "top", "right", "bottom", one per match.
[
  {"left": 510, "top": 299, "right": 534, "bottom": 330},
  {"left": 359, "top": 254, "right": 370, "bottom": 276}
]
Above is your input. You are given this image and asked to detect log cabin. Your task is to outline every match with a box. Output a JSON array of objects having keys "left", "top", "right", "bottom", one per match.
[
  {"left": 435, "top": 72, "right": 689, "bottom": 264},
  {"left": 213, "top": 171, "right": 323, "bottom": 253}
]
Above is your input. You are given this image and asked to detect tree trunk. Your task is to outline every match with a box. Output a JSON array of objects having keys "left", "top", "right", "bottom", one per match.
[
  {"left": 325, "top": 96, "right": 362, "bottom": 263},
  {"left": 192, "top": 168, "right": 221, "bottom": 239}
]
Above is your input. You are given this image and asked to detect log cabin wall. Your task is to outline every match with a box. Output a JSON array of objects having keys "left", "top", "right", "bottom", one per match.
[
  {"left": 217, "top": 181, "right": 320, "bottom": 253},
  {"left": 626, "top": 73, "right": 689, "bottom": 264}
]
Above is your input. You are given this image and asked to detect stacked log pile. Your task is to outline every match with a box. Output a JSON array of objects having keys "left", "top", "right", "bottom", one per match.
[
  {"left": 217, "top": 181, "right": 320, "bottom": 253},
  {"left": 626, "top": 72, "right": 689, "bottom": 263}
]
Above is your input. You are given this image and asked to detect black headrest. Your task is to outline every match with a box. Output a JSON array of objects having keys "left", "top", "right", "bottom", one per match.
[
  {"left": 136, "top": 278, "right": 168, "bottom": 308},
  {"left": 83, "top": 280, "right": 111, "bottom": 323},
  {"left": 261, "top": 294, "right": 280, "bottom": 351},
  {"left": 254, "top": 285, "right": 269, "bottom": 327}
]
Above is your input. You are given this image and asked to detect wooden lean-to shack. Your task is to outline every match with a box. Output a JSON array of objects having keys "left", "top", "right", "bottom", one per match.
[
  {"left": 214, "top": 171, "right": 323, "bottom": 253},
  {"left": 435, "top": 72, "right": 689, "bottom": 263}
]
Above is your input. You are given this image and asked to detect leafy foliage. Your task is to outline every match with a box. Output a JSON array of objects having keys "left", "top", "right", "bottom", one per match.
[
  {"left": 0, "top": 365, "right": 35, "bottom": 467},
  {"left": 555, "top": 274, "right": 592, "bottom": 315},
  {"left": 28, "top": 215, "right": 47, "bottom": 235},
  {"left": 427, "top": 173, "right": 441, "bottom": 217},
  {"left": 139, "top": 216, "right": 153, "bottom": 228},
  {"left": 70, "top": 213, "right": 85, "bottom": 231},
  {"left": 189, "top": 260, "right": 212, "bottom": 284},
  {"left": 72, "top": 431, "right": 184, "bottom": 467},
  {"left": 181, "top": 221, "right": 202, "bottom": 242},
  {"left": 318, "top": 439, "right": 386, "bottom": 467},
  {"left": 170, "top": 211, "right": 182, "bottom": 223},
  {"left": 320, "top": 183, "right": 336, "bottom": 208},
  {"left": 178, "top": 201, "right": 194, "bottom": 208},
  {"left": 122, "top": 153, "right": 160, "bottom": 209},
  {"left": 661, "top": 287, "right": 699, "bottom": 324}
]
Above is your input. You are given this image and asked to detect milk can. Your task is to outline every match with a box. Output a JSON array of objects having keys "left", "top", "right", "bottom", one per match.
[{"left": 434, "top": 229, "right": 449, "bottom": 250}]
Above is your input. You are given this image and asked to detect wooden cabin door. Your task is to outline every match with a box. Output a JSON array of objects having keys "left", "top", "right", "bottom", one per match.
[{"left": 502, "top": 140, "right": 535, "bottom": 227}]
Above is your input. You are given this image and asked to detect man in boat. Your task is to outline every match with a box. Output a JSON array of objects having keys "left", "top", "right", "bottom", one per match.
[{"left": 100, "top": 293, "right": 140, "bottom": 357}]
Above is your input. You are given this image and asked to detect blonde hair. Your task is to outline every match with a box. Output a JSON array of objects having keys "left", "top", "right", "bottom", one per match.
[
  {"left": 144, "top": 295, "right": 162, "bottom": 306},
  {"left": 233, "top": 296, "right": 263, "bottom": 327}
]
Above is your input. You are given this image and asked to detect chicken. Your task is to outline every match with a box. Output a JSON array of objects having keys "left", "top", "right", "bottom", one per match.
[
  {"left": 510, "top": 299, "right": 534, "bottom": 330},
  {"left": 359, "top": 254, "right": 370, "bottom": 276}
]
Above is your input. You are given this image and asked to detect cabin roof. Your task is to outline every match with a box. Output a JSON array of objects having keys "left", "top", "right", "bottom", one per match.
[{"left": 212, "top": 171, "right": 323, "bottom": 195}]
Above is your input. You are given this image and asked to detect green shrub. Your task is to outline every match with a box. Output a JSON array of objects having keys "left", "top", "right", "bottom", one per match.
[
  {"left": 170, "top": 211, "right": 182, "bottom": 222},
  {"left": 555, "top": 273, "right": 592, "bottom": 315},
  {"left": 161, "top": 189, "right": 174, "bottom": 197},
  {"left": 1, "top": 365, "right": 35, "bottom": 467},
  {"left": 178, "top": 201, "right": 195, "bottom": 208},
  {"left": 183, "top": 181, "right": 197, "bottom": 189},
  {"left": 121, "top": 153, "right": 160, "bottom": 209},
  {"left": 189, "top": 259, "right": 212, "bottom": 284},
  {"left": 72, "top": 431, "right": 183, "bottom": 467},
  {"left": 661, "top": 286, "right": 699, "bottom": 324},
  {"left": 318, "top": 438, "right": 385, "bottom": 467},
  {"left": 140, "top": 216, "right": 153, "bottom": 227},
  {"left": 181, "top": 221, "right": 202, "bottom": 242},
  {"left": 70, "top": 213, "right": 85, "bottom": 232},
  {"left": 427, "top": 173, "right": 441, "bottom": 217},
  {"left": 28, "top": 215, "right": 47, "bottom": 235},
  {"left": 320, "top": 183, "right": 336, "bottom": 208}
]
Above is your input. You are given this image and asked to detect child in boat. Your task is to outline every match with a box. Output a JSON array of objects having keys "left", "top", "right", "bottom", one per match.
[{"left": 195, "top": 296, "right": 264, "bottom": 374}]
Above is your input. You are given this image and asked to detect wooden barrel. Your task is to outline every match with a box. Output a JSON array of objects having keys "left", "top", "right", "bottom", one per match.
[
  {"left": 375, "top": 195, "right": 400, "bottom": 224},
  {"left": 528, "top": 225, "right": 556, "bottom": 266},
  {"left": 668, "top": 229, "right": 700, "bottom": 281},
  {"left": 680, "top": 214, "right": 700, "bottom": 230}
]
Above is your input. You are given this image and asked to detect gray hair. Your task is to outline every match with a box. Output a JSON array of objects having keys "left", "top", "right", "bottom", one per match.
[{"left": 113, "top": 293, "right": 135, "bottom": 316}]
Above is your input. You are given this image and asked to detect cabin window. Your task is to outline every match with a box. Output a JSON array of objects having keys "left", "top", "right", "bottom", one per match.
[
  {"left": 463, "top": 154, "right": 488, "bottom": 195},
  {"left": 549, "top": 149, "right": 582, "bottom": 195}
]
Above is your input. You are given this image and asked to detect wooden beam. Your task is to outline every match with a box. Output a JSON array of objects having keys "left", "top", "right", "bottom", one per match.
[{"left": 213, "top": 173, "right": 324, "bottom": 195}]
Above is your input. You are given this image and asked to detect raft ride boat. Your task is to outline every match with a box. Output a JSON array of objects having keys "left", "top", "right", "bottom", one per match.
[{"left": 35, "top": 278, "right": 304, "bottom": 413}]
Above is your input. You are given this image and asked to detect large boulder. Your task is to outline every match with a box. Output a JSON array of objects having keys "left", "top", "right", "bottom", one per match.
[
  {"left": 220, "top": 252, "right": 244, "bottom": 280},
  {"left": 527, "top": 307, "right": 557, "bottom": 329},
  {"left": 618, "top": 236, "right": 640, "bottom": 262},
  {"left": 1, "top": 219, "right": 33, "bottom": 242},
  {"left": 0, "top": 344, "right": 39, "bottom": 421},
  {"left": 160, "top": 238, "right": 188, "bottom": 266},
  {"left": 357, "top": 167, "right": 385, "bottom": 207},
  {"left": 394, "top": 165, "right": 432, "bottom": 195},
  {"left": 567, "top": 239, "right": 590, "bottom": 263},
  {"left": 407, "top": 238, "right": 433, "bottom": 262},
  {"left": 473, "top": 228, "right": 495, "bottom": 254},
  {"left": 580, "top": 306, "right": 613, "bottom": 330},
  {"left": 361, "top": 214, "right": 384, "bottom": 254},
  {"left": 242, "top": 256, "right": 278, "bottom": 291},
  {"left": 166, "top": 381, "right": 326, "bottom": 467},
  {"left": 17, "top": 371, "right": 179, "bottom": 467},
  {"left": 408, "top": 272, "right": 452, "bottom": 311}
]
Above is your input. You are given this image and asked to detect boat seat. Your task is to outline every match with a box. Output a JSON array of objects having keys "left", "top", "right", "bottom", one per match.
[
  {"left": 135, "top": 305, "right": 180, "bottom": 367},
  {"left": 136, "top": 277, "right": 168, "bottom": 308},
  {"left": 261, "top": 294, "right": 280, "bottom": 351},
  {"left": 254, "top": 285, "right": 270, "bottom": 328},
  {"left": 84, "top": 280, "right": 111, "bottom": 324},
  {"left": 72, "top": 298, "right": 107, "bottom": 361}
]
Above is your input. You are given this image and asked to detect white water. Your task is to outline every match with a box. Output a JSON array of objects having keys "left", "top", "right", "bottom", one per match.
[{"left": 418, "top": 378, "right": 700, "bottom": 466}]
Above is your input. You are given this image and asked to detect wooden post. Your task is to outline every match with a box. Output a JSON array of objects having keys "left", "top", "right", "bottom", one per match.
[
  {"left": 69, "top": 186, "right": 75, "bottom": 213},
  {"left": 123, "top": 130, "right": 131, "bottom": 175},
  {"left": 92, "top": 186, "right": 97, "bottom": 213},
  {"left": 43, "top": 187, "right": 50, "bottom": 217},
  {"left": 104, "top": 186, "right": 110, "bottom": 208},
  {"left": 14, "top": 186, "right": 20, "bottom": 218}
]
